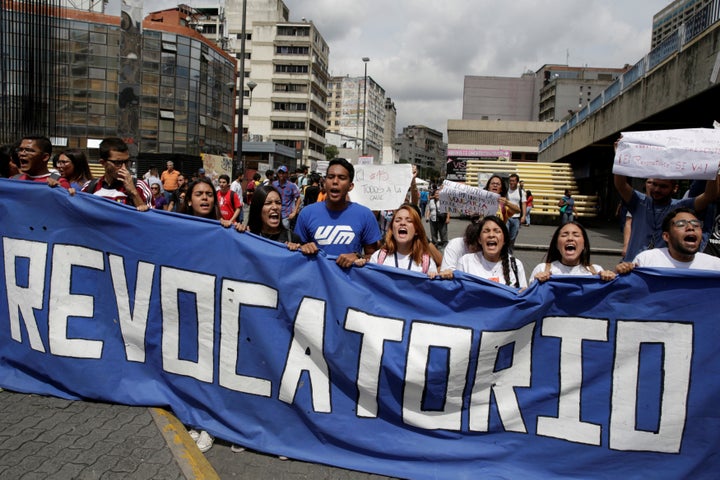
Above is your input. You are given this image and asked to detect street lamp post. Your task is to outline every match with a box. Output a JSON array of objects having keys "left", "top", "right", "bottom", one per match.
[
  {"left": 247, "top": 80, "right": 257, "bottom": 107},
  {"left": 236, "top": 0, "right": 248, "bottom": 177},
  {"left": 361, "top": 56, "right": 370, "bottom": 156}
]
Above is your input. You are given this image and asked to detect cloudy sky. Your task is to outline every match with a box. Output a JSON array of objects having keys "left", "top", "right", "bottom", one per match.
[{"left": 145, "top": 0, "right": 671, "bottom": 135}]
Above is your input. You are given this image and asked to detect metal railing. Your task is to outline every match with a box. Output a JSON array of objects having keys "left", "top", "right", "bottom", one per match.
[{"left": 540, "top": 0, "right": 720, "bottom": 152}]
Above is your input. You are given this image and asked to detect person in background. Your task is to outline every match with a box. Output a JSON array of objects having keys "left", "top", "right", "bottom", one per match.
[
  {"left": 262, "top": 169, "right": 274, "bottom": 186},
  {"left": 419, "top": 187, "right": 429, "bottom": 217},
  {"left": 530, "top": 221, "right": 616, "bottom": 283},
  {"left": 167, "top": 173, "right": 187, "bottom": 212},
  {"left": 455, "top": 215, "right": 527, "bottom": 289},
  {"left": 425, "top": 188, "right": 449, "bottom": 248},
  {"left": 144, "top": 167, "right": 161, "bottom": 193},
  {"left": 272, "top": 165, "right": 302, "bottom": 230},
  {"left": 149, "top": 182, "right": 167, "bottom": 210},
  {"left": 216, "top": 174, "right": 243, "bottom": 227},
  {"left": 558, "top": 189, "right": 576, "bottom": 225},
  {"left": 506, "top": 173, "right": 526, "bottom": 251},
  {"left": 54, "top": 148, "right": 92, "bottom": 194},
  {"left": 160, "top": 161, "right": 180, "bottom": 204},
  {"left": 0, "top": 144, "right": 20, "bottom": 178},
  {"left": 484, "top": 175, "right": 520, "bottom": 222},
  {"left": 524, "top": 189, "right": 533, "bottom": 226}
]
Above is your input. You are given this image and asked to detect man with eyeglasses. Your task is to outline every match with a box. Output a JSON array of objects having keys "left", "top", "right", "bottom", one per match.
[
  {"left": 81, "top": 137, "right": 151, "bottom": 211},
  {"left": 614, "top": 174, "right": 718, "bottom": 261},
  {"left": 616, "top": 208, "right": 720, "bottom": 271},
  {"left": 12, "top": 135, "right": 69, "bottom": 188}
]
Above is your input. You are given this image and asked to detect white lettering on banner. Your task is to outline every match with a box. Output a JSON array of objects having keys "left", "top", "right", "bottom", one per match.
[
  {"left": 536, "top": 317, "right": 608, "bottom": 445},
  {"left": 403, "top": 322, "right": 472, "bottom": 431},
  {"left": 3, "top": 238, "right": 48, "bottom": 352},
  {"left": 218, "top": 280, "right": 276, "bottom": 396},
  {"left": 108, "top": 255, "right": 154, "bottom": 362},
  {"left": 0, "top": 236, "right": 699, "bottom": 452},
  {"left": 610, "top": 321, "right": 692, "bottom": 453},
  {"left": 48, "top": 245, "right": 104, "bottom": 358},
  {"left": 345, "top": 309, "right": 404, "bottom": 418},
  {"left": 470, "top": 322, "right": 534, "bottom": 433},
  {"left": 161, "top": 266, "right": 216, "bottom": 383},
  {"left": 279, "top": 297, "right": 331, "bottom": 412}
]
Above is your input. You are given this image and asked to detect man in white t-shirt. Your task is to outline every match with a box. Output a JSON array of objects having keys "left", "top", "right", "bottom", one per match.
[
  {"left": 616, "top": 208, "right": 720, "bottom": 272},
  {"left": 506, "top": 173, "right": 526, "bottom": 252}
]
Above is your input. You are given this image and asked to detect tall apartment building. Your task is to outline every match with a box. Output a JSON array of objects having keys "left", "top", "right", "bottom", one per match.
[
  {"left": 325, "top": 75, "right": 386, "bottom": 162},
  {"left": 394, "top": 125, "right": 446, "bottom": 178},
  {"left": 220, "top": 0, "right": 330, "bottom": 166},
  {"left": 463, "top": 64, "right": 627, "bottom": 123},
  {"left": 1, "top": 2, "right": 236, "bottom": 164},
  {"left": 382, "top": 98, "right": 398, "bottom": 165},
  {"left": 652, "top": 0, "right": 714, "bottom": 48}
]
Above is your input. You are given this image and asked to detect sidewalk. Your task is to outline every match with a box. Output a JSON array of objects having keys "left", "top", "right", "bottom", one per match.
[{"left": 0, "top": 390, "right": 218, "bottom": 479}]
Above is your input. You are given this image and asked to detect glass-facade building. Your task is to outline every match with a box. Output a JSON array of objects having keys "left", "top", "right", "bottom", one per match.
[{"left": 0, "top": 2, "right": 237, "bottom": 160}]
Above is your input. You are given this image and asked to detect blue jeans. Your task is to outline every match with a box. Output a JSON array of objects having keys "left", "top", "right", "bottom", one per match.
[{"left": 507, "top": 217, "right": 520, "bottom": 244}]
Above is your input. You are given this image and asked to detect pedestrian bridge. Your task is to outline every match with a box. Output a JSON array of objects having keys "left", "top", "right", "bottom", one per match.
[{"left": 539, "top": 1, "right": 720, "bottom": 167}]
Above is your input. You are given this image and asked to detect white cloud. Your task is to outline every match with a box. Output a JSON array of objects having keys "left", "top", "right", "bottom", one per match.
[{"left": 147, "top": 0, "right": 670, "bottom": 135}]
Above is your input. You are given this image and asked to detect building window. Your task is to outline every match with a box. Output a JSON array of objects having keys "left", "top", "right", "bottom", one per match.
[
  {"left": 275, "top": 64, "right": 309, "bottom": 73},
  {"left": 276, "top": 45, "right": 309, "bottom": 55},
  {"left": 273, "top": 102, "right": 307, "bottom": 111},
  {"left": 236, "top": 33, "right": 252, "bottom": 40},
  {"left": 272, "top": 120, "right": 306, "bottom": 130},
  {"left": 277, "top": 26, "right": 310, "bottom": 37}
]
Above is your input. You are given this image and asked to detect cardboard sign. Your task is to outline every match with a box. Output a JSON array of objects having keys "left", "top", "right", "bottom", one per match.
[
  {"left": 613, "top": 128, "right": 720, "bottom": 180},
  {"left": 350, "top": 164, "right": 412, "bottom": 211},
  {"left": 439, "top": 180, "right": 499, "bottom": 216}
]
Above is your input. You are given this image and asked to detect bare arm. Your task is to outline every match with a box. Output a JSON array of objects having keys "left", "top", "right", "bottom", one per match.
[
  {"left": 692, "top": 175, "right": 720, "bottom": 213},
  {"left": 614, "top": 174, "right": 634, "bottom": 204}
]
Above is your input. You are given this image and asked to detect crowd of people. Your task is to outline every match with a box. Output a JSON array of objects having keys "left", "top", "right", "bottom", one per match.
[{"left": 4, "top": 134, "right": 720, "bottom": 452}]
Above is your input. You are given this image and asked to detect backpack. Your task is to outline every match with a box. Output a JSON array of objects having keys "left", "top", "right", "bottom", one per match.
[
  {"left": 377, "top": 249, "right": 431, "bottom": 274},
  {"left": 84, "top": 177, "right": 138, "bottom": 207}
]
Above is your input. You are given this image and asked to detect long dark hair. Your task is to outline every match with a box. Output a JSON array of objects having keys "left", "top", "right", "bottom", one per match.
[
  {"left": 545, "top": 221, "right": 592, "bottom": 267},
  {"left": 54, "top": 148, "right": 93, "bottom": 184},
  {"left": 477, "top": 215, "right": 515, "bottom": 286},
  {"left": 183, "top": 178, "right": 220, "bottom": 219},
  {"left": 247, "top": 184, "right": 282, "bottom": 233}
]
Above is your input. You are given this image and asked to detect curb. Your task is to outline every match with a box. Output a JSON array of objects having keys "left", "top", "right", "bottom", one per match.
[{"left": 149, "top": 408, "right": 220, "bottom": 480}]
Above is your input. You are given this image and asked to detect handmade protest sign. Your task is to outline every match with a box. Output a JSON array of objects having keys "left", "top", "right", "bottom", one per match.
[
  {"left": 613, "top": 128, "right": 720, "bottom": 180},
  {"left": 439, "top": 179, "right": 499, "bottom": 216},
  {"left": 350, "top": 163, "right": 412, "bottom": 210}
]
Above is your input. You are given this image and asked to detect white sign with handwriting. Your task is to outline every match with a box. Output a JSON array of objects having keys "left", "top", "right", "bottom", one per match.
[
  {"left": 350, "top": 164, "right": 412, "bottom": 211},
  {"left": 613, "top": 128, "right": 720, "bottom": 180},
  {"left": 439, "top": 180, "right": 499, "bottom": 216}
]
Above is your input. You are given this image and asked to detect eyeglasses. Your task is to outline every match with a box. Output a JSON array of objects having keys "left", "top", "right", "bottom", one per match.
[
  {"left": 672, "top": 219, "right": 702, "bottom": 229},
  {"left": 15, "top": 147, "right": 40, "bottom": 155},
  {"left": 106, "top": 159, "right": 129, "bottom": 167},
  {"left": 56, "top": 160, "right": 71, "bottom": 166}
]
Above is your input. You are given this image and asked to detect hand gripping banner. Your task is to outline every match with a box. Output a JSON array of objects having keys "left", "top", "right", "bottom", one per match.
[{"left": 1, "top": 179, "right": 719, "bottom": 478}]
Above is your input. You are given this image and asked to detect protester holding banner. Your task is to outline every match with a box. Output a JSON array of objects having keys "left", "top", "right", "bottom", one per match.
[
  {"left": 616, "top": 208, "right": 720, "bottom": 272},
  {"left": 13, "top": 136, "right": 70, "bottom": 189},
  {"left": 365, "top": 204, "right": 437, "bottom": 275},
  {"left": 455, "top": 215, "right": 527, "bottom": 288},
  {"left": 440, "top": 215, "right": 481, "bottom": 271},
  {"left": 295, "top": 158, "right": 382, "bottom": 267},
  {"left": 484, "top": 175, "right": 520, "bottom": 222},
  {"left": 183, "top": 178, "right": 220, "bottom": 220},
  {"left": 236, "top": 185, "right": 302, "bottom": 249},
  {"left": 530, "top": 222, "right": 616, "bottom": 283},
  {"left": 613, "top": 133, "right": 720, "bottom": 261}
]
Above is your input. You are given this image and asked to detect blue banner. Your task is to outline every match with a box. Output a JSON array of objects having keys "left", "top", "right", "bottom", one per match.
[{"left": 1, "top": 179, "right": 719, "bottom": 478}]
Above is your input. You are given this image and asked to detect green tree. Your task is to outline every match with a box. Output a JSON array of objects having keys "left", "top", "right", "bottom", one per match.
[{"left": 325, "top": 145, "right": 339, "bottom": 160}]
